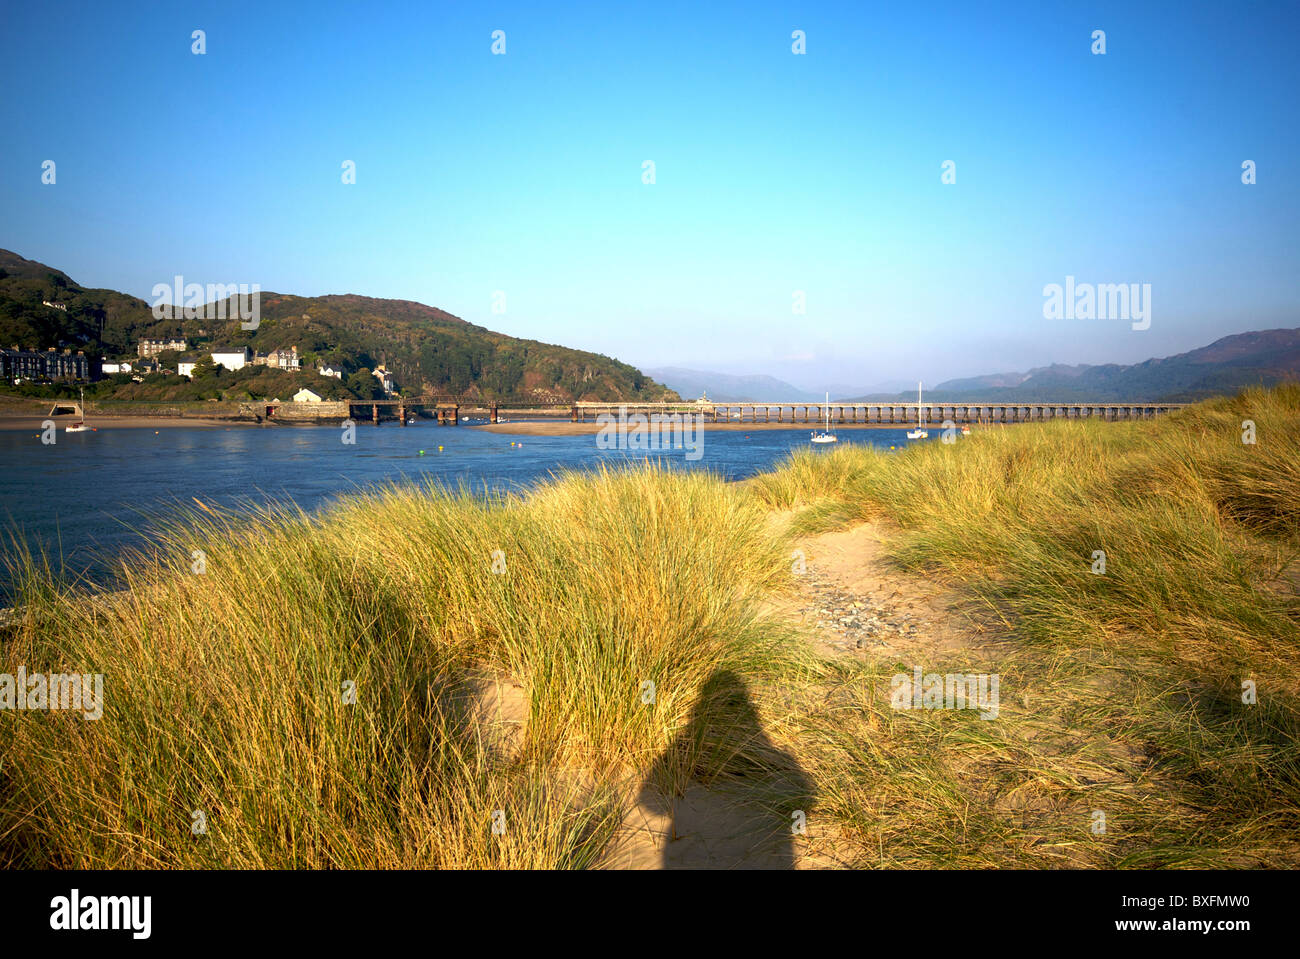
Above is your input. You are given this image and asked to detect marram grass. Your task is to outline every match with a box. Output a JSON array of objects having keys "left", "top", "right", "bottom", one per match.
[
  {"left": 2, "top": 386, "right": 1298, "bottom": 868},
  {"left": 752, "top": 384, "right": 1300, "bottom": 867},
  {"left": 1, "top": 464, "right": 792, "bottom": 868}
]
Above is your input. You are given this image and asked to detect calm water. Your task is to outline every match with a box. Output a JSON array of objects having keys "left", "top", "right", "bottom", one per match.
[{"left": 0, "top": 420, "right": 923, "bottom": 592}]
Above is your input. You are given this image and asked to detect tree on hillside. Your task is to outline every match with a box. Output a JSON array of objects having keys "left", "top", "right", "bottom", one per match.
[{"left": 346, "top": 368, "right": 383, "bottom": 400}]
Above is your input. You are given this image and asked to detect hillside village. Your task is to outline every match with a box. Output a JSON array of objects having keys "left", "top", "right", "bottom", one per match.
[
  {"left": 0, "top": 250, "right": 676, "bottom": 406},
  {"left": 117, "top": 338, "right": 399, "bottom": 401},
  {"left": 1, "top": 330, "right": 402, "bottom": 406}
]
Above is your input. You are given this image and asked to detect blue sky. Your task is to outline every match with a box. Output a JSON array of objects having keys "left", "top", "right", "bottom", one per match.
[{"left": 2, "top": 0, "right": 1296, "bottom": 389}]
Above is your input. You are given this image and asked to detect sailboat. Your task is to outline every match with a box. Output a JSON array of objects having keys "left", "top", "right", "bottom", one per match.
[
  {"left": 64, "top": 388, "right": 92, "bottom": 432},
  {"left": 810, "top": 392, "right": 837, "bottom": 444},
  {"left": 906, "top": 381, "right": 928, "bottom": 439}
]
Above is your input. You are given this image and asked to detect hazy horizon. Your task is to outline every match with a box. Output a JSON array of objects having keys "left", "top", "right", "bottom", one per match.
[{"left": 3, "top": 1, "right": 1296, "bottom": 387}]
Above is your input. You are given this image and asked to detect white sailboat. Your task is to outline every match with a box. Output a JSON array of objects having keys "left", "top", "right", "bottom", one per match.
[
  {"left": 64, "top": 388, "right": 92, "bottom": 432},
  {"left": 810, "top": 392, "right": 837, "bottom": 444},
  {"left": 906, "top": 381, "right": 928, "bottom": 439}
]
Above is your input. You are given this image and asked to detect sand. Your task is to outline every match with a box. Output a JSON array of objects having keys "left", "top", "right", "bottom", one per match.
[
  {"left": 598, "top": 518, "right": 1000, "bottom": 869},
  {"left": 0, "top": 413, "right": 266, "bottom": 432}
]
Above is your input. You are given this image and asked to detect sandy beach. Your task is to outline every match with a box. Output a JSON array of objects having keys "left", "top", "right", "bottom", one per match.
[{"left": 0, "top": 413, "right": 266, "bottom": 432}]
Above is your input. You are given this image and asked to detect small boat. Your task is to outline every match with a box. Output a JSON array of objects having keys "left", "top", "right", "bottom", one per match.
[
  {"left": 64, "top": 389, "right": 92, "bottom": 432},
  {"left": 906, "top": 381, "right": 928, "bottom": 439},
  {"left": 960, "top": 426, "right": 971, "bottom": 435},
  {"left": 810, "top": 392, "right": 838, "bottom": 444}
]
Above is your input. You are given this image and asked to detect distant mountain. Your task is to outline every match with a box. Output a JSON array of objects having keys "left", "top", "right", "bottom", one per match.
[
  {"left": 0, "top": 250, "right": 675, "bottom": 403},
  {"left": 849, "top": 329, "right": 1300, "bottom": 403},
  {"left": 645, "top": 367, "right": 909, "bottom": 402},
  {"left": 643, "top": 367, "right": 821, "bottom": 402}
]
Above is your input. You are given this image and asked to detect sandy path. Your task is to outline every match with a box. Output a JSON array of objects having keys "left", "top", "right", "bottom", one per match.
[
  {"left": 600, "top": 518, "right": 999, "bottom": 869},
  {"left": 769, "top": 520, "right": 998, "bottom": 663}
]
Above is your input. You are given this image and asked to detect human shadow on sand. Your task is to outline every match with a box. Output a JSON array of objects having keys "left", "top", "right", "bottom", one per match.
[{"left": 636, "top": 669, "right": 813, "bottom": 869}]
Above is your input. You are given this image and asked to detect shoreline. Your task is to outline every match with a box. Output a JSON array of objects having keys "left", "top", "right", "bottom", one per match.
[{"left": 0, "top": 413, "right": 275, "bottom": 431}]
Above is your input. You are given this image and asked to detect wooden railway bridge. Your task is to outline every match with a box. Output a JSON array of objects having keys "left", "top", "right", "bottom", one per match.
[
  {"left": 570, "top": 400, "right": 1190, "bottom": 425},
  {"left": 344, "top": 397, "right": 1188, "bottom": 426}
]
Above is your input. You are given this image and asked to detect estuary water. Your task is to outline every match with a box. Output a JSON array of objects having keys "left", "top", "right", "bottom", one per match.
[{"left": 0, "top": 420, "right": 923, "bottom": 593}]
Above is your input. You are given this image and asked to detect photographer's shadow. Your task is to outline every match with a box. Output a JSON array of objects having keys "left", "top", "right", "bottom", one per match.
[{"left": 635, "top": 669, "right": 813, "bottom": 869}]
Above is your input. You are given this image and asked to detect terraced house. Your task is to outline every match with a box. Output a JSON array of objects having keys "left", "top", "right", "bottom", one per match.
[
  {"left": 0, "top": 343, "right": 89, "bottom": 382},
  {"left": 137, "top": 337, "right": 187, "bottom": 358},
  {"left": 1, "top": 346, "right": 89, "bottom": 383},
  {"left": 261, "top": 346, "right": 301, "bottom": 370}
]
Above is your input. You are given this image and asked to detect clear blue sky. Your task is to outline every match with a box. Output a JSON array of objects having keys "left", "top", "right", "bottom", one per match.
[{"left": 2, "top": 0, "right": 1296, "bottom": 390}]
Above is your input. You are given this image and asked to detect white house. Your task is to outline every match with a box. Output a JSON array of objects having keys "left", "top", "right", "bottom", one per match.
[
  {"left": 178, "top": 361, "right": 196, "bottom": 378},
  {"left": 102, "top": 361, "right": 133, "bottom": 375},
  {"left": 293, "top": 387, "right": 323, "bottom": 403},
  {"left": 318, "top": 365, "right": 344, "bottom": 379},
  {"left": 372, "top": 365, "right": 395, "bottom": 394},
  {"left": 211, "top": 347, "right": 251, "bottom": 371}
]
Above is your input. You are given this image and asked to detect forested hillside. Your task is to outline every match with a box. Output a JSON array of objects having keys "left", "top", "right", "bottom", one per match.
[{"left": 0, "top": 250, "right": 675, "bottom": 403}]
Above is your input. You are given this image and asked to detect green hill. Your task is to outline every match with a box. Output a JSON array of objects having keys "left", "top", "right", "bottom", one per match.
[{"left": 0, "top": 250, "right": 677, "bottom": 404}]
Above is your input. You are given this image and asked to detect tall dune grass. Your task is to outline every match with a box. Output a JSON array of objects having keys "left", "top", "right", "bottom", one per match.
[
  {"left": 752, "top": 385, "right": 1300, "bottom": 865},
  {"left": 3, "top": 387, "right": 1297, "bottom": 868},
  {"left": 0, "top": 464, "right": 791, "bottom": 868}
]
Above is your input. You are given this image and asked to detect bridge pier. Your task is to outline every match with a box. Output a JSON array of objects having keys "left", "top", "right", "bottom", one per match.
[
  {"left": 372, "top": 403, "right": 380, "bottom": 426},
  {"left": 491, "top": 404, "right": 499, "bottom": 424}
]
